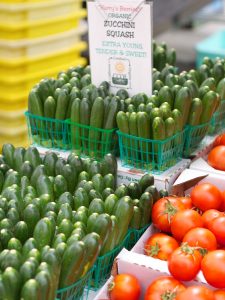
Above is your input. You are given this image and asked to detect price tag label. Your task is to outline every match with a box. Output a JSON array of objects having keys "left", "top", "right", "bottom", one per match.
[{"left": 87, "top": 0, "right": 153, "bottom": 96}]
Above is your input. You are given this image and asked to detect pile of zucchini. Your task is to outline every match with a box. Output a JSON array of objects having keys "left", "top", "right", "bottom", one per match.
[
  {"left": 117, "top": 59, "right": 225, "bottom": 144},
  {"left": 0, "top": 143, "right": 162, "bottom": 298},
  {"left": 153, "top": 41, "right": 176, "bottom": 71}
]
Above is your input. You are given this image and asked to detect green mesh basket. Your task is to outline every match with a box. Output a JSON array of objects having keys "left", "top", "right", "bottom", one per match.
[
  {"left": 117, "top": 130, "right": 185, "bottom": 173},
  {"left": 56, "top": 266, "right": 94, "bottom": 300},
  {"left": 25, "top": 111, "right": 69, "bottom": 150},
  {"left": 91, "top": 233, "right": 130, "bottom": 290},
  {"left": 183, "top": 122, "right": 210, "bottom": 157},
  {"left": 66, "top": 119, "right": 118, "bottom": 159},
  {"left": 125, "top": 224, "right": 150, "bottom": 251},
  {"left": 209, "top": 99, "right": 225, "bottom": 135}
]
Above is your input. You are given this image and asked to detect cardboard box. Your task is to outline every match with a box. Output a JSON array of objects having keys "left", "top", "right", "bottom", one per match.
[
  {"left": 36, "top": 146, "right": 71, "bottom": 159},
  {"left": 190, "top": 156, "right": 225, "bottom": 177},
  {"left": 117, "top": 159, "right": 191, "bottom": 192},
  {"left": 171, "top": 168, "right": 225, "bottom": 195}
]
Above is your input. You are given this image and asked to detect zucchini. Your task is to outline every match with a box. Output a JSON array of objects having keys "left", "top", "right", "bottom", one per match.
[
  {"left": 88, "top": 198, "right": 105, "bottom": 215},
  {"left": 104, "top": 194, "right": 118, "bottom": 215},
  {"left": 187, "top": 98, "right": 203, "bottom": 126},
  {"left": 113, "top": 196, "right": 133, "bottom": 244},
  {"left": 55, "top": 90, "right": 69, "bottom": 120},
  {"left": 184, "top": 80, "right": 199, "bottom": 98},
  {"left": 28, "top": 89, "right": 43, "bottom": 116},
  {"left": 30, "top": 165, "right": 46, "bottom": 187},
  {"left": 90, "top": 213, "right": 112, "bottom": 249},
  {"left": 24, "top": 147, "right": 42, "bottom": 169},
  {"left": 172, "top": 109, "right": 183, "bottom": 132},
  {"left": 44, "top": 96, "right": 56, "bottom": 119},
  {"left": 80, "top": 98, "right": 91, "bottom": 153},
  {"left": 43, "top": 152, "right": 58, "bottom": 177},
  {"left": 100, "top": 215, "right": 119, "bottom": 254},
  {"left": 59, "top": 241, "right": 86, "bottom": 288},
  {"left": 139, "top": 192, "right": 153, "bottom": 227},
  {"left": 139, "top": 174, "right": 154, "bottom": 192},
  {"left": 130, "top": 206, "right": 142, "bottom": 229},
  {"left": 200, "top": 91, "right": 218, "bottom": 124},
  {"left": 82, "top": 233, "right": 101, "bottom": 274},
  {"left": 2, "top": 144, "right": 15, "bottom": 168},
  {"left": 71, "top": 98, "right": 81, "bottom": 151},
  {"left": 13, "top": 147, "right": 25, "bottom": 174},
  {"left": 89, "top": 97, "right": 104, "bottom": 157},
  {"left": 102, "top": 187, "right": 114, "bottom": 199},
  {"left": 174, "top": 87, "right": 192, "bottom": 126},
  {"left": 158, "top": 86, "right": 173, "bottom": 108}
]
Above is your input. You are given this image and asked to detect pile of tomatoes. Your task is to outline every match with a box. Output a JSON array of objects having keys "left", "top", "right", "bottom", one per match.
[
  {"left": 108, "top": 182, "right": 225, "bottom": 300},
  {"left": 150, "top": 182, "right": 225, "bottom": 288},
  {"left": 108, "top": 274, "right": 225, "bottom": 300},
  {"left": 208, "top": 132, "right": 225, "bottom": 171}
]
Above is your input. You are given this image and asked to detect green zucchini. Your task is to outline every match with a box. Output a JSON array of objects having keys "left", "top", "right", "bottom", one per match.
[
  {"left": 174, "top": 87, "right": 192, "bottom": 126},
  {"left": 89, "top": 97, "right": 104, "bottom": 157},
  {"left": 44, "top": 96, "right": 56, "bottom": 119},
  {"left": 187, "top": 98, "right": 203, "bottom": 126},
  {"left": 55, "top": 90, "right": 69, "bottom": 120},
  {"left": 113, "top": 196, "right": 133, "bottom": 244},
  {"left": 139, "top": 192, "right": 153, "bottom": 227}
]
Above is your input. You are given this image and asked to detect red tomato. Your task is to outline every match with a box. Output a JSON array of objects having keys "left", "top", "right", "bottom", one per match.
[
  {"left": 144, "top": 276, "right": 186, "bottom": 300},
  {"left": 171, "top": 209, "right": 203, "bottom": 241},
  {"left": 220, "top": 191, "right": 225, "bottom": 211},
  {"left": 178, "top": 197, "right": 193, "bottom": 209},
  {"left": 208, "top": 146, "right": 225, "bottom": 171},
  {"left": 175, "top": 286, "right": 215, "bottom": 300},
  {"left": 168, "top": 244, "right": 202, "bottom": 281},
  {"left": 152, "top": 197, "right": 186, "bottom": 232},
  {"left": 202, "top": 209, "right": 222, "bottom": 228},
  {"left": 191, "top": 183, "right": 222, "bottom": 211},
  {"left": 201, "top": 250, "right": 225, "bottom": 289},
  {"left": 183, "top": 227, "right": 217, "bottom": 251},
  {"left": 214, "top": 290, "right": 225, "bottom": 300},
  {"left": 144, "top": 233, "right": 179, "bottom": 261},
  {"left": 208, "top": 216, "right": 225, "bottom": 246},
  {"left": 108, "top": 274, "right": 141, "bottom": 300}
]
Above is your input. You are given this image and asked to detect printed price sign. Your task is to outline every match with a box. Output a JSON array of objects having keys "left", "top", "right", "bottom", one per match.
[{"left": 87, "top": 0, "right": 153, "bottom": 96}]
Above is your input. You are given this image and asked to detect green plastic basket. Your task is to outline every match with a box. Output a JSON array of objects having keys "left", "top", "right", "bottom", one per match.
[
  {"left": 183, "top": 122, "right": 210, "bottom": 157},
  {"left": 66, "top": 119, "right": 118, "bottom": 159},
  {"left": 91, "top": 233, "right": 130, "bottom": 290},
  {"left": 209, "top": 99, "right": 225, "bottom": 135},
  {"left": 25, "top": 111, "right": 69, "bottom": 150},
  {"left": 125, "top": 224, "right": 150, "bottom": 251},
  {"left": 117, "top": 130, "right": 185, "bottom": 173},
  {"left": 56, "top": 266, "right": 94, "bottom": 300}
]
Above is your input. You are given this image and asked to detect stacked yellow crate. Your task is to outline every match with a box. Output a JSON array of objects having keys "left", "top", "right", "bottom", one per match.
[{"left": 0, "top": 0, "right": 87, "bottom": 148}]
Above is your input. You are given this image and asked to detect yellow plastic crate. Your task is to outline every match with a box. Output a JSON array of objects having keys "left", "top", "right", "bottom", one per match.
[
  {"left": 0, "top": 10, "right": 86, "bottom": 40},
  {"left": 0, "top": 56, "right": 87, "bottom": 105},
  {"left": 0, "top": 109, "right": 26, "bottom": 128},
  {"left": 0, "top": 0, "right": 53, "bottom": 3},
  {"left": 0, "top": 42, "right": 87, "bottom": 76},
  {"left": 0, "top": 23, "right": 87, "bottom": 59},
  {"left": 0, "top": 0, "right": 82, "bottom": 23},
  {"left": 0, "top": 126, "right": 28, "bottom": 148}
]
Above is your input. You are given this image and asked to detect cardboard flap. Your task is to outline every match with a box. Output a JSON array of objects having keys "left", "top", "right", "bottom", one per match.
[{"left": 171, "top": 169, "right": 208, "bottom": 195}]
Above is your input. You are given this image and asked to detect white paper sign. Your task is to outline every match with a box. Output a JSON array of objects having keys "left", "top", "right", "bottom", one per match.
[{"left": 87, "top": 0, "right": 153, "bottom": 96}]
